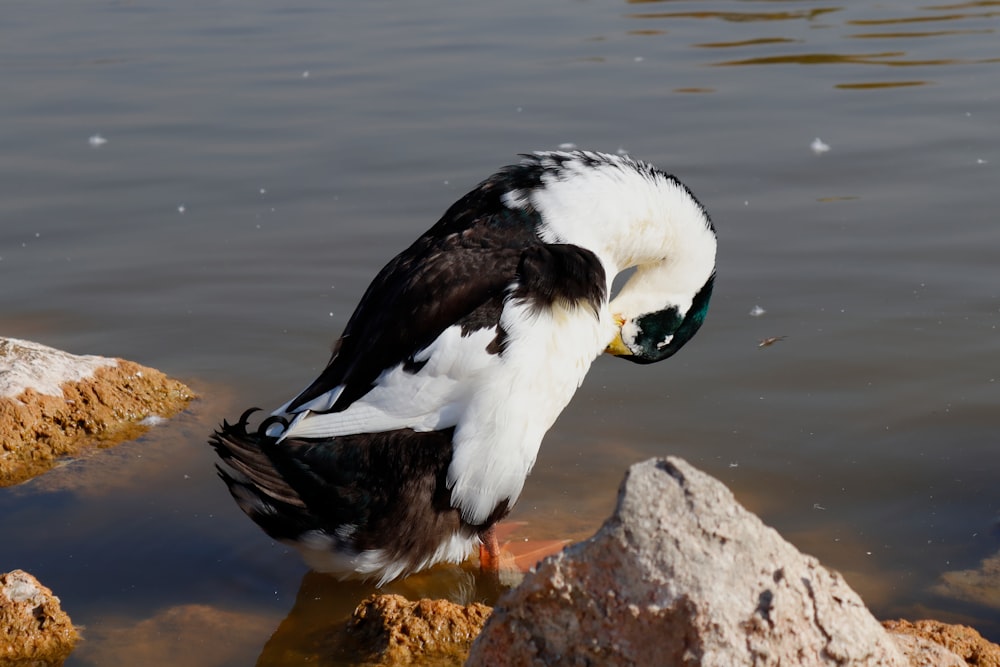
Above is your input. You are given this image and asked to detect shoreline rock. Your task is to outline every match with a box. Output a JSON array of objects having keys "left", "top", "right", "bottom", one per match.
[
  {"left": 883, "top": 619, "right": 1000, "bottom": 667},
  {"left": 0, "top": 337, "right": 194, "bottom": 486},
  {"left": 0, "top": 569, "right": 79, "bottom": 665},
  {"left": 467, "top": 457, "right": 971, "bottom": 666}
]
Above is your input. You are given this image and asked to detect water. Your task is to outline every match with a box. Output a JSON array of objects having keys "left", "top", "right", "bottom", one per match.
[{"left": 2, "top": 0, "right": 999, "bottom": 663}]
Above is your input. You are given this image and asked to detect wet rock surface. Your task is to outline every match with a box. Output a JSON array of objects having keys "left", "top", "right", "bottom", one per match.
[
  {"left": 467, "top": 457, "right": 971, "bottom": 667},
  {"left": 0, "top": 569, "right": 78, "bottom": 665},
  {"left": 342, "top": 594, "right": 492, "bottom": 666},
  {"left": 884, "top": 619, "right": 1000, "bottom": 667},
  {"left": 0, "top": 337, "right": 194, "bottom": 486}
]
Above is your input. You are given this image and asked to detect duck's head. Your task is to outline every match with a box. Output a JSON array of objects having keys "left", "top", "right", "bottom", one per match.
[
  {"left": 601, "top": 174, "right": 716, "bottom": 363},
  {"left": 605, "top": 269, "right": 715, "bottom": 363},
  {"left": 510, "top": 150, "right": 718, "bottom": 365}
]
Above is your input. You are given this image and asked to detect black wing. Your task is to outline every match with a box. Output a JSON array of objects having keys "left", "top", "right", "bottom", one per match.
[{"left": 286, "top": 182, "right": 543, "bottom": 414}]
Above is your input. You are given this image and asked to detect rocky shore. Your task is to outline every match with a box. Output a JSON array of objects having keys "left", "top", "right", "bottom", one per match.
[
  {"left": 0, "top": 337, "right": 194, "bottom": 486},
  {"left": 1, "top": 338, "right": 997, "bottom": 665},
  {"left": 257, "top": 458, "right": 1000, "bottom": 666}
]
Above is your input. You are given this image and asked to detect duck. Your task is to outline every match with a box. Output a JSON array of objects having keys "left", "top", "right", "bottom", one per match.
[{"left": 210, "top": 150, "right": 717, "bottom": 586}]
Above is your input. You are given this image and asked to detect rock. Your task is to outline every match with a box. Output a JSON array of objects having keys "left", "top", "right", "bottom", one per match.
[
  {"left": 343, "top": 594, "right": 492, "bottom": 666},
  {"left": 0, "top": 337, "right": 194, "bottom": 486},
  {"left": 884, "top": 619, "right": 1000, "bottom": 667},
  {"left": 0, "top": 569, "right": 79, "bottom": 665},
  {"left": 467, "top": 457, "right": 967, "bottom": 667}
]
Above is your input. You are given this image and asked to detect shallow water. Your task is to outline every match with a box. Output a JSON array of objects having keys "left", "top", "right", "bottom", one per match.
[{"left": 2, "top": 0, "right": 999, "bottom": 663}]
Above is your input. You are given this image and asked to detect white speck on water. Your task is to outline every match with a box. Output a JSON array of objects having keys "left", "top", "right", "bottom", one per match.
[
  {"left": 516, "top": 106, "right": 523, "bottom": 113},
  {"left": 559, "top": 142, "right": 577, "bottom": 150},
  {"left": 749, "top": 305, "right": 766, "bottom": 317},
  {"left": 88, "top": 134, "right": 107, "bottom": 147},
  {"left": 728, "top": 462, "right": 739, "bottom": 468},
  {"left": 259, "top": 188, "right": 267, "bottom": 194},
  {"left": 177, "top": 204, "right": 186, "bottom": 214},
  {"left": 976, "top": 158, "right": 988, "bottom": 164},
  {"left": 616, "top": 146, "right": 629, "bottom": 155},
  {"left": 140, "top": 415, "right": 166, "bottom": 426},
  {"left": 443, "top": 180, "right": 449, "bottom": 186},
  {"left": 810, "top": 137, "right": 831, "bottom": 154},
  {"left": 302, "top": 70, "right": 310, "bottom": 78},
  {"left": 813, "top": 503, "right": 826, "bottom": 510},
  {"left": 744, "top": 200, "right": 750, "bottom": 206}
]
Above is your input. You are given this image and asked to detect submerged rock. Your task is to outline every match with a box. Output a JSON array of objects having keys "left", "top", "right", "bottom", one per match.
[
  {"left": 467, "top": 457, "right": 967, "bottom": 667},
  {"left": 0, "top": 337, "right": 194, "bottom": 486},
  {"left": 0, "top": 569, "right": 78, "bottom": 665}
]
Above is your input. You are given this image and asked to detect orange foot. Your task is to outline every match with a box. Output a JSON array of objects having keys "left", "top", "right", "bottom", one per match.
[
  {"left": 478, "top": 525, "right": 501, "bottom": 575},
  {"left": 480, "top": 522, "right": 571, "bottom": 574}
]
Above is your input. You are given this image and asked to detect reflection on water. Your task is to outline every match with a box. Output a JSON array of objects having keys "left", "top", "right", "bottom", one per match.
[
  {"left": 697, "top": 36, "right": 802, "bottom": 48},
  {"left": 850, "top": 29, "right": 995, "bottom": 37},
  {"left": 73, "top": 604, "right": 277, "bottom": 667},
  {"left": 626, "top": 8, "right": 842, "bottom": 22},
  {"left": 1, "top": 0, "right": 999, "bottom": 663},
  {"left": 627, "top": 0, "right": 1000, "bottom": 87},
  {"left": 835, "top": 80, "right": 928, "bottom": 89}
]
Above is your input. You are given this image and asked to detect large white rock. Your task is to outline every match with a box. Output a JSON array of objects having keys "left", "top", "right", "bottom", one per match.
[{"left": 467, "top": 457, "right": 964, "bottom": 667}]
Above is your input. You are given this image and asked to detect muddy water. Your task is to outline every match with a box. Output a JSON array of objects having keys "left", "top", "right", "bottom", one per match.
[{"left": 1, "top": 0, "right": 999, "bottom": 663}]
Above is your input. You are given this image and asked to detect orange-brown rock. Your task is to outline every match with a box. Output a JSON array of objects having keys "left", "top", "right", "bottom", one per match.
[
  {"left": 884, "top": 619, "right": 1000, "bottom": 667},
  {"left": 345, "top": 594, "right": 491, "bottom": 666},
  {"left": 0, "top": 337, "right": 194, "bottom": 486},
  {"left": 0, "top": 569, "right": 79, "bottom": 665}
]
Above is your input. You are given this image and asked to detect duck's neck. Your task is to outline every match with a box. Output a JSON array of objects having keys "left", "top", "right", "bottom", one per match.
[{"left": 529, "top": 167, "right": 715, "bottom": 299}]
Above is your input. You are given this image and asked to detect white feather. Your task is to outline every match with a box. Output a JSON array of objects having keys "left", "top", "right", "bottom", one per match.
[
  {"left": 446, "top": 294, "right": 615, "bottom": 525},
  {"left": 518, "top": 152, "right": 717, "bottom": 323},
  {"left": 279, "top": 326, "right": 499, "bottom": 440},
  {"left": 294, "top": 529, "right": 478, "bottom": 587}
]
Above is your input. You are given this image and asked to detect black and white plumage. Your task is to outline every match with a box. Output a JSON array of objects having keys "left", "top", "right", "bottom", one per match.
[{"left": 211, "top": 150, "right": 717, "bottom": 585}]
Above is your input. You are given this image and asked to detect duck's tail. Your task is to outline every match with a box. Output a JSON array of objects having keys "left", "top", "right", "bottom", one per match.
[
  {"left": 210, "top": 411, "right": 484, "bottom": 583},
  {"left": 210, "top": 408, "right": 319, "bottom": 542}
]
